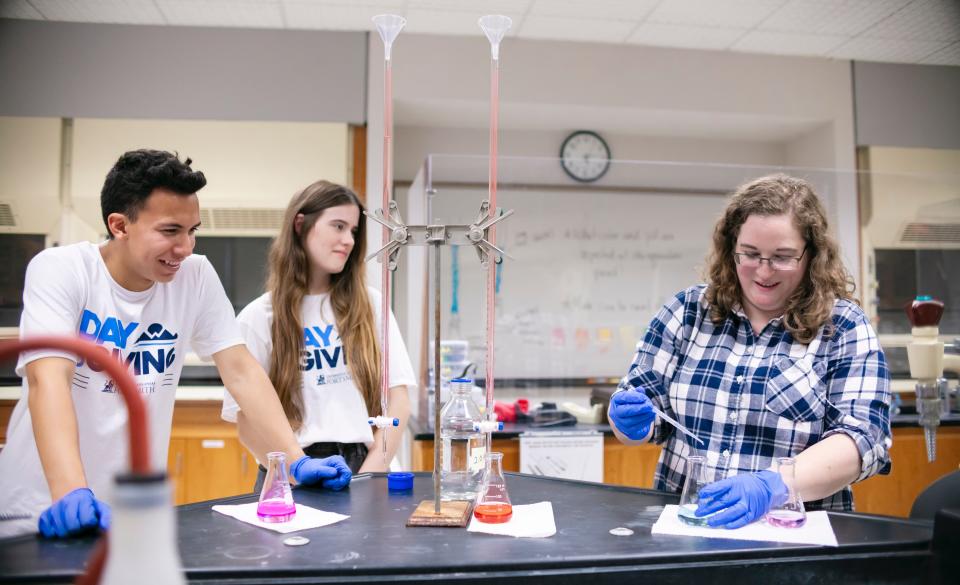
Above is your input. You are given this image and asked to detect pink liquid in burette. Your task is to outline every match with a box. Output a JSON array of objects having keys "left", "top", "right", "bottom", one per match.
[
  {"left": 766, "top": 510, "right": 806, "bottom": 528},
  {"left": 257, "top": 499, "right": 296, "bottom": 523}
]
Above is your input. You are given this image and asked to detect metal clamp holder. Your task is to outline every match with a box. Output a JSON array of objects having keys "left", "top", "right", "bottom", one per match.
[{"left": 365, "top": 200, "right": 514, "bottom": 269}]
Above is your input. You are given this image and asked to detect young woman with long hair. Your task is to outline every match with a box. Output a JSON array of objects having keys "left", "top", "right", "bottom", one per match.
[
  {"left": 608, "top": 174, "right": 891, "bottom": 527},
  {"left": 222, "top": 180, "right": 415, "bottom": 480}
]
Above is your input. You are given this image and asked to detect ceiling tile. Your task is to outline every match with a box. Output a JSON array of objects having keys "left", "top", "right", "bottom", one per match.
[
  {"left": 407, "top": 0, "right": 531, "bottom": 13},
  {"left": 733, "top": 29, "right": 848, "bottom": 56},
  {"left": 517, "top": 14, "right": 637, "bottom": 43},
  {"left": 158, "top": 0, "right": 283, "bottom": 28},
  {"left": 528, "top": 0, "right": 659, "bottom": 21},
  {"left": 758, "top": 0, "right": 910, "bottom": 36},
  {"left": 919, "top": 41, "right": 960, "bottom": 66},
  {"left": 627, "top": 23, "right": 746, "bottom": 50},
  {"left": 404, "top": 9, "right": 524, "bottom": 36},
  {"left": 0, "top": 0, "right": 44, "bottom": 19},
  {"left": 829, "top": 36, "right": 952, "bottom": 63},
  {"left": 29, "top": 0, "right": 165, "bottom": 24},
  {"left": 863, "top": 0, "right": 960, "bottom": 41},
  {"left": 283, "top": 1, "right": 395, "bottom": 30},
  {"left": 648, "top": 0, "right": 787, "bottom": 29}
]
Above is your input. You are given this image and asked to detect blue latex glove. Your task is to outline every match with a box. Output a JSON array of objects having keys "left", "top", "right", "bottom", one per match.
[
  {"left": 608, "top": 389, "right": 656, "bottom": 440},
  {"left": 695, "top": 470, "right": 788, "bottom": 529},
  {"left": 38, "top": 488, "right": 111, "bottom": 538},
  {"left": 289, "top": 455, "right": 352, "bottom": 490}
]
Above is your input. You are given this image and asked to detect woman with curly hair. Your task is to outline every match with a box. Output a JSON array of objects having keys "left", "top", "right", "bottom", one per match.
[
  {"left": 609, "top": 174, "right": 891, "bottom": 527},
  {"left": 222, "top": 180, "right": 415, "bottom": 485}
]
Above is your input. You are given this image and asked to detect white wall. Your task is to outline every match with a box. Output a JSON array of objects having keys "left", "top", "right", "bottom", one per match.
[
  {"left": 69, "top": 119, "right": 349, "bottom": 240},
  {"left": 0, "top": 117, "right": 62, "bottom": 236},
  {"left": 2, "top": 117, "right": 350, "bottom": 243}
]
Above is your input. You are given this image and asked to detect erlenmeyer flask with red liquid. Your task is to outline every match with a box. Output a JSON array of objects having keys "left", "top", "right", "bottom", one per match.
[{"left": 474, "top": 451, "right": 512, "bottom": 523}]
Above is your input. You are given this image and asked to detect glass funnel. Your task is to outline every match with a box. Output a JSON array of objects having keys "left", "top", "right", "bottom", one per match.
[
  {"left": 474, "top": 452, "right": 512, "bottom": 523},
  {"left": 766, "top": 457, "right": 807, "bottom": 528},
  {"left": 677, "top": 455, "right": 714, "bottom": 526},
  {"left": 257, "top": 452, "right": 296, "bottom": 523}
]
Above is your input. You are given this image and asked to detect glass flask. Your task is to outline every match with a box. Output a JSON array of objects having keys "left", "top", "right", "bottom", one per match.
[
  {"left": 474, "top": 452, "right": 513, "bottom": 523},
  {"left": 677, "top": 455, "right": 714, "bottom": 526},
  {"left": 257, "top": 452, "right": 296, "bottom": 523},
  {"left": 439, "top": 378, "right": 485, "bottom": 500},
  {"left": 766, "top": 457, "right": 807, "bottom": 528}
]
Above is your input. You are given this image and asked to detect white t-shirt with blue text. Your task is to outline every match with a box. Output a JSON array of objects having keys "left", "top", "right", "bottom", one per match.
[
  {"left": 0, "top": 242, "right": 242, "bottom": 537},
  {"left": 221, "top": 288, "right": 416, "bottom": 448}
]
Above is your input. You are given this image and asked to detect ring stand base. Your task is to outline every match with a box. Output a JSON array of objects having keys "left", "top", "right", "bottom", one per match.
[{"left": 406, "top": 500, "right": 473, "bottom": 527}]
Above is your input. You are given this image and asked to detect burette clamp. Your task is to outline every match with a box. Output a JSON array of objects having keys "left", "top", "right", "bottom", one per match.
[{"left": 365, "top": 200, "right": 514, "bottom": 270}]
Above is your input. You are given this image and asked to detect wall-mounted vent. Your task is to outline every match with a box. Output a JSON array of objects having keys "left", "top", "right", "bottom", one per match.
[
  {"left": 899, "top": 222, "right": 960, "bottom": 246},
  {"left": 0, "top": 202, "right": 16, "bottom": 227},
  {"left": 199, "top": 208, "right": 284, "bottom": 231}
]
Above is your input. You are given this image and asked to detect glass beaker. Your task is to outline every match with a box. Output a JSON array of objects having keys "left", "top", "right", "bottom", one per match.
[
  {"left": 766, "top": 457, "right": 807, "bottom": 528},
  {"left": 257, "top": 452, "right": 296, "bottom": 523},
  {"left": 677, "top": 455, "right": 713, "bottom": 526},
  {"left": 474, "top": 452, "right": 512, "bottom": 523}
]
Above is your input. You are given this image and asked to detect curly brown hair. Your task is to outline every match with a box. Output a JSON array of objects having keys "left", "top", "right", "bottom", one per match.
[{"left": 704, "top": 174, "right": 855, "bottom": 343}]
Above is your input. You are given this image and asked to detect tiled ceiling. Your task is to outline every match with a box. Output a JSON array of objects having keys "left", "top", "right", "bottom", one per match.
[{"left": 1, "top": 0, "right": 958, "bottom": 66}]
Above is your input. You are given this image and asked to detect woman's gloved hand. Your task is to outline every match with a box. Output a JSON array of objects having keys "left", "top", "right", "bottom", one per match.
[
  {"left": 289, "top": 455, "right": 352, "bottom": 490},
  {"left": 695, "top": 470, "right": 788, "bottom": 529},
  {"left": 608, "top": 389, "right": 656, "bottom": 440},
  {"left": 38, "top": 487, "right": 111, "bottom": 538}
]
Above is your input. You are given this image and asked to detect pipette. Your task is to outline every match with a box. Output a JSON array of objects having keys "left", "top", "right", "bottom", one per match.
[{"left": 650, "top": 404, "right": 704, "bottom": 446}]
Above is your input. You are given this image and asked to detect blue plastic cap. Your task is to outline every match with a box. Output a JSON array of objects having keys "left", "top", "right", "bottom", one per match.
[
  {"left": 387, "top": 472, "right": 414, "bottom": 492},
  {"left": 450, "top": 378, "right": 472, "bottom": 384},
  {"left": 915, "top": 295, "right": 933, "bottom": 301}
]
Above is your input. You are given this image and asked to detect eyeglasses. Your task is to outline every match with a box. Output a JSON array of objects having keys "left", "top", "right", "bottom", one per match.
[{"left": 733, "top": 247, "right": 807, "bottom": 271}]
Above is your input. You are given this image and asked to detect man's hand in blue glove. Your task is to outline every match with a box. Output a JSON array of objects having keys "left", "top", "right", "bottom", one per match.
[
  {"left": 289, "top": 455, "right": 352, "bottom": 490},
  {"left": 695, "top": 470, "right": 788, "bottom": 529},
  {"left": 608, "top": 389, "right": 656, "bottom": 440},
  {"left": 38, "top": 487, "right": 111, "bottom": 538}
]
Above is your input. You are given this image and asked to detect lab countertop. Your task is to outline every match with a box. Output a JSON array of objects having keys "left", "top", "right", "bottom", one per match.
[{"left": 0, "top": 473, "right": 946, "bottom": 584}]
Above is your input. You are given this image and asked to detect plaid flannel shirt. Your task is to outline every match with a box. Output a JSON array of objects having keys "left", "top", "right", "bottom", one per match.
[{"left": 619, "top": 285, "right": 892, "bottom": 511}]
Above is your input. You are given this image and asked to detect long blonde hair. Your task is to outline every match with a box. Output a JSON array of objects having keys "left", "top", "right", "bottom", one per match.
[
  {"left": 267, "top": 180, "right": 381, "bottom": 431},
  {"left": 704, "top": 174, "right": 855, "bottom": 343}
]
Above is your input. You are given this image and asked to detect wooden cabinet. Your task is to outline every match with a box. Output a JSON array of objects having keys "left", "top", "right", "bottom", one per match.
[
  {"left": 852, "top": 425, "right": 960, "bottom": 517},
  {"left": 411, "top": 435, "right": 661, "bottom": 488},
  {"left": 167, "top": 401, "right": 259, "bottom": 506}
]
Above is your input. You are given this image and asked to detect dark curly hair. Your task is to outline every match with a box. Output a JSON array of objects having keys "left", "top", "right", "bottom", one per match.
[
  {"left": 704, "top": 174, "right": 855, "bottom": 343},
  {"left": 100, "top": 149, "right": 206, "bottom": 239}
]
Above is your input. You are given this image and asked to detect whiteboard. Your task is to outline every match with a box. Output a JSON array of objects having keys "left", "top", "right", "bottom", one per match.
[{"left": 429, "top": 187, "right": 728, "bottom": 380}]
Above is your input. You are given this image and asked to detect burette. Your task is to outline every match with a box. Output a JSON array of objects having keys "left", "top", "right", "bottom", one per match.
[
  {"left": 367, "top": 14, "right": 407, "bottom": 463},
  {"left": 476, "top": 15, "right": 513, "bottom": 442}
]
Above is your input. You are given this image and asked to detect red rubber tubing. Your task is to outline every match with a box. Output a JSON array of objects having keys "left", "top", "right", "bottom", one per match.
[{"left": 0, "top": 335, "right": 150, "bottom": 474}]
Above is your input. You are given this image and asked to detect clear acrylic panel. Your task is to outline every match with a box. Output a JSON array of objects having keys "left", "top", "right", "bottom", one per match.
[{"left": 397, "top": 154, "right": 958, "bottom": 402}]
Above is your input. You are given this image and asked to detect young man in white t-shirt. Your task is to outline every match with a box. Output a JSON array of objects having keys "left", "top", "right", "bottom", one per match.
[{"left": 0, "top": 149, "right": 352, "bottom": 539}]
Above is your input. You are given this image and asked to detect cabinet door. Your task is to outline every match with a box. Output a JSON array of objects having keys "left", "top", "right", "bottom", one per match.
[
  {"left": 166, "top": 438, "right": 188, "bottom": 506},
  {"left": 852, "top": 426, "right": 960, "bottom": 517},
  {"left": 183, "top": 437, "right": 250, "bottom": 504}
]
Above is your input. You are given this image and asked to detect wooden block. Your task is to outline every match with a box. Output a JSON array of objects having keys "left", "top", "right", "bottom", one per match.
[{"left": 406, "top": 500, "right": 473, "bottom": 527}]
